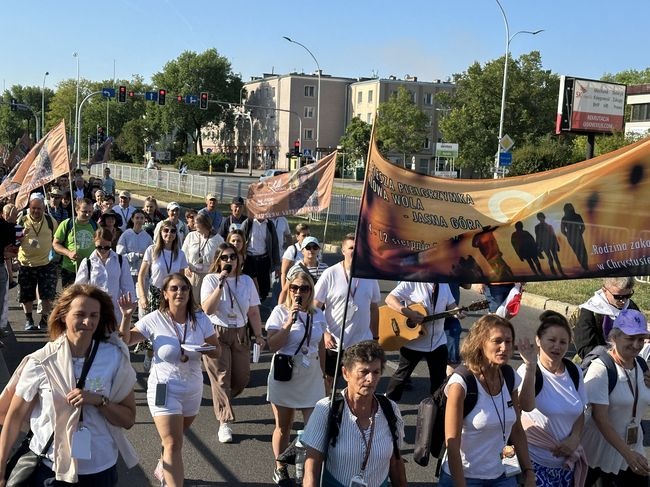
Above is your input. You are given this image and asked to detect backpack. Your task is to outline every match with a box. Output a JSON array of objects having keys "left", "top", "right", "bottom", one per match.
[
  {"left": 581, "top": 346, "right": 648, "bottom": 394},
  {"left": 413, "top": 364, "right": 515, "bottom": 466},
  {"left": 327, "top": 393, "right": 400, "bottom": 460},
  {"left": 84, "top": 253, "right": 123, "bottom": 281},
  {"left": 18, "top": 214, "right": 56, "bottom": 236},
  {"left": 535, "top": 358, "right": 581, "bottom": 396}
]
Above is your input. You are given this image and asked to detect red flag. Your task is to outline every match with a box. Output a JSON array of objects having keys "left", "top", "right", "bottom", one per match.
[
  {"left": 245, "top": 152, "right": 337, "bottom": 219},
  {"left": 9, "top": 120, "right": 70, "bottom": 208}
]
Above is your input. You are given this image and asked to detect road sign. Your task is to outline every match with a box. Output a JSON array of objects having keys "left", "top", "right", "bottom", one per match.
[
  {"left": 499, "top": 151, "right": 513, "bottom": 166},
  {"left": 145, "top": 91, "right": 158, "bottom": 102},
  {"left": 102, "top": 88, "right": 115, "bottom": 98},
  {"left": 185, "top": 95, "right": 198, "bottom": 105},
  {"left": 435, "top": 142, "right": 459, "bottom": 158},
  {"left": 500, "top": 134, "right": 514, "bottom": 152},
  {"left": 303, "top": 149, "right": 312, "bottom": 157}
]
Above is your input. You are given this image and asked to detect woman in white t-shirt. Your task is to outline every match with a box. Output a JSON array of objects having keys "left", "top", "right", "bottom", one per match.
[
  {"left": 279, "top": 223, "right": 310, "bottom": 284},
  {"left": 441, "top": 314, "right": 535, "bottom": 487},
  {"left": 201, "top": 243, "right": 264, "bottom": 444},
  {"left": 182, "top": 213, "right": 224, "bottom": 303},
  {"left": 517, "top": 311, "right": 587, "bottom": 487},
  {"left": 266, "top": 271, "right": 326, "bottom": 485},
  {"left": 119, "top": 273, "right": 219, "bottom": 487},
  {"left": 278, "top": 236, "right": 328, "bottom": 304},
  {"left": 226, "top": 229, "right": 248, "bottom": 272}
]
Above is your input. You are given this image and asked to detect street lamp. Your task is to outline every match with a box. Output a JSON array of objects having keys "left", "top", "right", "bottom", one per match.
[
  {"left": 73, "top": 52, "right": 80, "bottom": 156},
  {"left": 493, "top": 0, "right": 543, "bottom": 178},
  {"left": 235, "top": 109, "right": 254, "bottom": 177},
  {"left": 283, "top": 36, "right": 321, "bottom": 156},
  {"left": 41, "top": 71, "right": 49, "bottom": 140}
]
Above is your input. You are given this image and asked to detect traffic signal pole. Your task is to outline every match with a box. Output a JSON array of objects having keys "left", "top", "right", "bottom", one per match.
[{"left": 76, "top": 91, "right": 103, "bottom": 168}]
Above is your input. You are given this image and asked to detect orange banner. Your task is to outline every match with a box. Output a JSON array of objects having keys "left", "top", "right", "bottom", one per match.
[
  {"left": 6, "top": 120, "right": 71, "bottom": 208},
  {"left": 352, "top": 133, "right": 650, "bottom": 283},
  {"left": 5, "top": 133, "right": 33, "bottom": 170},
  {"left": 246, "top": 152, "right": 337, "bottom": 219}
]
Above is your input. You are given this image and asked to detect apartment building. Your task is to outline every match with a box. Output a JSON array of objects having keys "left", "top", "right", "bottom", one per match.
[{"left": 625, "top": 84, "right": 650, "bottom": 136}]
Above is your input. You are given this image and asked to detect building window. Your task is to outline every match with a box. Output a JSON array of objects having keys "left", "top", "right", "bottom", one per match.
[
  {"left": 631, "top": 103, "right": 650, "bottom": 121},
  {"left": 410, "top": 91, "right": 416, "bottom": 103},
  {"left": 304, "top": 129, "right": 314, "bottom": 140},
  {"left": 423, "top": 93, "right": 433, "bottom": 105},
  {"left": 368, "top": 90, "right": 373, "bottom": 103},
  {"left": 367, "top": 113, "right": 372, "bottom": 124},
  {"left": 304, "top": 85, "right": 315, "bottom": 97},
  {"left": 424, "top": 137, "right": 431, "bottom": 149},
  {"left": 357, "top": 91, "right": 363, "bottom": 103},
  {"left": 304, "top": 106, "right": 314, "bottom": 118}
]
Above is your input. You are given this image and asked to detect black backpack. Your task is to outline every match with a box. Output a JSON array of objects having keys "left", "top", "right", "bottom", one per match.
[
  {"left": 582, "top": 346, "right": 648, "bottom": 394},
  {"left": 327, "top": 393, "right": 400, "bottom": 459},
  {"left": 413, "top": 364, "right": 515, "bottom": 466},
  {"left": 535, "top": 358, "right": 581, "bottom": 396}
]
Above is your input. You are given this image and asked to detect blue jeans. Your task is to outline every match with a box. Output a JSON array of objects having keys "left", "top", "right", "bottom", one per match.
[
  {"left": 486, "top": 284, "right": 514, "bottom": 313},
  {"left": 444, "top": 317, "right": 462, "bottom": 363},
  {"left": 438, "top": 469, "right": 517, "bottom": 487}
]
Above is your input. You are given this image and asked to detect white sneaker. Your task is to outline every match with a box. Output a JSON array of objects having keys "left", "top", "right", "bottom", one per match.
[
  {"left": 218, "top": 422, "right": 233, "bottom": 443},
  {"left": 143, "top": 355, "right": 152, "bottom": 373}
]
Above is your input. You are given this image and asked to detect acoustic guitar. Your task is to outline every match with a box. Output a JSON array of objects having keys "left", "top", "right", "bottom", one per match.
[{"left": 378, "top": 300, "right": 489, "bottom": 351}]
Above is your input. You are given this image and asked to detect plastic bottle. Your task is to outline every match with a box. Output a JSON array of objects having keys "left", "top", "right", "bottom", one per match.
[{"left": 295, "top": 429, "right": 306, "bottom": 485}]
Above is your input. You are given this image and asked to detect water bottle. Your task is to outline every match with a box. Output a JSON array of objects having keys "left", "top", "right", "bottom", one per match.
[{"left": 295, "top": 429, "right": 306, "bottom": 485}]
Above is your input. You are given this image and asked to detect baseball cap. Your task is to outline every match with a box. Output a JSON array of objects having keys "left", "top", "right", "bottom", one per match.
[
  {"left": 119, "top": 190, "right": 131, "bottom": 198},
  {"left": 206, "top": 193, "right": 217, "bottom": 201},
  {"left": 232, "top": 196, "right": 244, "bottom": 205},
  {"left": 613, "top": 309, "right": 650, "bottom": 336},
  {"left": 301, "top": 236, "right": 320, "bottom": 250},
  {"left": 167, "top": 202, "right": 180, "bottom": 211},
  {"left": 29, "top": 193, "right": 45, "bottom": 202}
]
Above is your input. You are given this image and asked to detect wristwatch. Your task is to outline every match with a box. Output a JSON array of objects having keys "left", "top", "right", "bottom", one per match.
[{"left": 97, "top": 395, "right": 109, "bottom": 408}]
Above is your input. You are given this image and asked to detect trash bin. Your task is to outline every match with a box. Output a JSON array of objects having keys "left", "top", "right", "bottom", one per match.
[{"left": 355, "top": 167, "right": 365, "bottom": 181}]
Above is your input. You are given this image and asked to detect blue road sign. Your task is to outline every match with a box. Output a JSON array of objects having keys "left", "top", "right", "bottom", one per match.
[
  {"left": 102, "top": 88, "right": 115, "bottom": 98},
  {"left": 145, "top": 91, "right": 159, "bottom": 102},
  {"left": 185, "top": 95, "right": 198, "bottom": 105},
  {"left": 499, "top": 151, "right": 512, "bottom": 166}
]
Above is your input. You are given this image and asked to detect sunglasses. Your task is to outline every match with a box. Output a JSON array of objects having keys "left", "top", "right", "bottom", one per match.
[
  {"left": 219, "top": 254, "right": 238, "bottom": 261},
  {"left": 289, "top": 284, "right": 310, "bottom": 293},
  {"left": 95, "top": 245, "right": 111, "bottom": 251},
  {"left": 162, "top": 228, "right": 177, "bottom": 234},
  {"left": 607, "top": 289, "right": 634, "bottom": 301},
  {"left": 304, "top": 244, "right": 319, "bottom": 251},
  {"left": 167, "top": 285, "right": 190, "bottom": 292}
]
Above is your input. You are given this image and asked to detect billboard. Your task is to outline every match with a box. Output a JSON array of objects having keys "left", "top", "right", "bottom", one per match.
[{"left": 556, "top": 76, "right": 626, "bottom": 134}]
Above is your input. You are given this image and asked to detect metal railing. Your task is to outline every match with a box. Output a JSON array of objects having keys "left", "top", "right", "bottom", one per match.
[{"left": 92, "top": 163, "right": 361, "bottom": 226}]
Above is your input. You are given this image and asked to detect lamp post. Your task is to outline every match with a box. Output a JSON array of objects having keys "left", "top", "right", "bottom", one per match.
[
  {"left": 283, "top": 36, "right": 320, "bottom": 156},
  {"left": 493, "top": 0, "right": 543, "bottom": 178},
  {"left": 41, "top": 71, "right": 49, "bottom": 140},
  {"left": 235, "top": 109, "right": 254, "bottom": 177},
  {"left": 73, "top": 52, "right": 80, "bottom": 157}
]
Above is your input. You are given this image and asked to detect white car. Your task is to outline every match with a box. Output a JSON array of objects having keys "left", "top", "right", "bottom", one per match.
[{"left": 259, "top": 169, "right": 288, "bottom": 182}]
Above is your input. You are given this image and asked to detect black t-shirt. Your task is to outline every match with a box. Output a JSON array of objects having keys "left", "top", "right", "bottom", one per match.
[{"left": 0, "top": 219, "right": 16, "bottom": 251}]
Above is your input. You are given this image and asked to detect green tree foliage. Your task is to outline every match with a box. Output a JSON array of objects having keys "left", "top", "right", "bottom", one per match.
[
  {"left": 0, "top": 85, "right": 53, "bottom": 143},
  {"left": 375, "top": 86, "right": 429, "bottom": 166},
  {"left": 601, "top": 68, "right": 650, "bottom": 85},
  {"left": 339, "top": 116, "right": 371, "bottom": 166},
  {"left": 508, "top": 135, "right": 577, "bottom": 176},
  {"left": 150, "top": 49, "right": 243, "bottom": 155},
  {"left": 438, "top": 51, "right": 559, "bottom": 177},
  {"left": 571, "top": 131, "right": 644, "bottom": 161}
]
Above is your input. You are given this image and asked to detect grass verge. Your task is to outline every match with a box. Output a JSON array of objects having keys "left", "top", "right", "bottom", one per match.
[{"left": 526, "top": 278, "right": 650, "bottom": 309}]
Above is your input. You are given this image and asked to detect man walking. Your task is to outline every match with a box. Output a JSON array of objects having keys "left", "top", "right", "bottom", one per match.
[
  {"left": 113, "top": 190, "right": 136, "bottom": 231},
  {"left": 198, "top": 193, "right": 223, "bottom": 233},
  {"left": 218, "top": 196, "right": 248, "bottom": 238}
]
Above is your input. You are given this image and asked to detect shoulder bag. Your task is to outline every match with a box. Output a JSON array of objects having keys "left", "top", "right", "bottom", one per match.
[{"left": 272, "top": 315, "right": 311, "bottom": 382}]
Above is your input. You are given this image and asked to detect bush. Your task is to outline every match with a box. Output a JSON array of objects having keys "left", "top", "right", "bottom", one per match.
[{"left": 179, "top": 153, "right": 233, "bottom": 172}]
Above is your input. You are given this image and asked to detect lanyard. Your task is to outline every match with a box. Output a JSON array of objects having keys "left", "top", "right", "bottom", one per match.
[
  {"left": 225, "top": 280, "right": 236, "bottom": 311},
  {"left": 342, "top": 263, "right": 360, "bottom": 299},
  {"left": 484, "top": 370, "right": 507, "bottom": 444},
  {"left": 162, "top": 250, "right": 173, "bottom": 274},
  {"left": 29, "top": 218, "right": 44, "bottom": 239},
  {"left": 350, "top": 398, "right": 376, "bottom": 472},
  {"left": 119, "top": 207, "right": 129, "bottom": 223},
  {"left": 199, "top": 235, "right": 209, "bottom": 256},
  {"left": 166, "top": 313, "right": 189, "bottom": 361},
  {"left": 622, "top": 366, "right": 640, "bottom": 419},
  {"left": 76, "top": 340, "right": 100, "bottom": 423}
]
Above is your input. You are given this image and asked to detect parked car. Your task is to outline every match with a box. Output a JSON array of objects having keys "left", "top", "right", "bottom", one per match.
[{"left": 259, "top": 169, "right": 288, "bottom": 182}]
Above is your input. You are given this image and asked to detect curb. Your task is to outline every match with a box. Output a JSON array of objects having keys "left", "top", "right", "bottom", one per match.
[{"left": 522, "top": 292, "right": 578, "bottom": 317}]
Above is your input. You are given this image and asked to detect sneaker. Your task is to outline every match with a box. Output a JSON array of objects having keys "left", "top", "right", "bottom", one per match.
[
  {"left": 143, "top": 355, "right": 152, "bottom": 373},
  {"left": 272, "top": 465, "right": 292, "bottom": 486},
  {"left": 218, "top": 422, "right": 233, "bottom": 443},
  {"left": 24, "top": 319, "right": 37, "bottom": 331},
  {"left": 38, "top": 317, "right": 47, "bottom": 331}
]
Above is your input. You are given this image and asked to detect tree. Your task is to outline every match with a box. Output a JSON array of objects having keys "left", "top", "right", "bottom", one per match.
[
  {"left": 508, "top": 135, "right": 577, "bottom": 176},
  {"left": 150, "top": 49, "right": 243, "bottom": 155},
  {"left": 438, "top": 51, "right": 559, "bottom": 177},
  {"left": 338, "top": 116, "right": 371, "bottom": 167},
  {"left": 601, "top": 68, "right": 650, "bottom": 85},
  {"left": 375, "top": 86, "right": 429, "bottom": 166}
]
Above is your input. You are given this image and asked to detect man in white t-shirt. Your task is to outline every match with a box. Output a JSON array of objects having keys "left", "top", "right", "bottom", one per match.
[
  {"left": 384, "top": 280, "right": 459, "bottom": 402},
  {"left": 153, "top": 202, "right": 189, "bottom": 246},
  {"left": 112, "top": 190, "right": 136, "bottom": 232},
  {"left": 314, "top": 233, "right": 380, "bottom": 392}
]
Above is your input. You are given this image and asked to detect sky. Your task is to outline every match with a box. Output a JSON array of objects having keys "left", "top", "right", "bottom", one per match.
[{"left": 2, "top": 0, "right": 648, "bottom": 92}]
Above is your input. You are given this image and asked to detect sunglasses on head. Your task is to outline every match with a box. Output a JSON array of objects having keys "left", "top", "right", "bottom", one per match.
[
  {"left": 167, "top": 285, "right": 190, "bottom": 292},
  {"left": 289, "top": 284, "right": 310, "bottom": 293},
  {"left": 219, "top": 254, "right": 237, "bottom": 261},
  {"left": 304, "top": 244, "right": 319, "bottom": 251},
  {"left": 95, "top": 245, "right": 111, "bottom": 251},
  {"left": 162, "top": 228, "right": 177, "bottom": 234}
]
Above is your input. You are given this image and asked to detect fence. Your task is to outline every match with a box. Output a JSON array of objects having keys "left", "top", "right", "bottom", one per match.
[{"left": 92, "top": 163, "right": 361, "bottom": 227}]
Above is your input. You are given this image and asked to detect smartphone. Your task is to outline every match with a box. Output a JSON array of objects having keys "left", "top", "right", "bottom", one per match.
[{"left": 155, "top": 383, "right": 167, "bottom": 407}]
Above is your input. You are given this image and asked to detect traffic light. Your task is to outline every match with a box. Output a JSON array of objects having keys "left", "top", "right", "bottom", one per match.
[
  {"left": 293, "top": 140, "right": 300, "bottom": 156},
  {"left": 158, "top": 89, "right": 166, "bottom": 106},
  {"left": 128, "top": 90, "right": 135, "bottom": 99},
  {"left": 118, "top": 86, "right": 126, "bottom": 103},
  {"left": 177, "top": 95, "right": 183, "bottom": 104},
  {"left": 10, "top": 99, "right": 17, "bottom": 112},
  {"left": 199, "top": 92, "right": 209, "bottom": 110}
]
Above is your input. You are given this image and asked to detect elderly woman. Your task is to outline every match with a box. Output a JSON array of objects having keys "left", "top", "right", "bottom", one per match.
[
  {"left": 581, "top": 309, "right": 650, "bottom": 485},
  {"left": 441, "top": 314, "right": 535, "bottom": 487},
  {"left": 182, "top": 213, "right": 224, "bottom": 302},
  {"left": 0, "top": 284, "right": 137, "bottom": 485},
  {"left": 266, "top": 271, "right": 326, "bottom": 486},
  {"left": 119, "top": 273, "right": 219, "bottom": 487},
  {"left": 517, "top": 311, "right": 587, "bottom": 487},
  {"left": 201, "top": 243, "right": 263, "bottom": 443},
  {"left": 302, "top": 340, "right": 407, "bottom": 487},
  {"left": 75, "top": 228, "right": 135, "bottom": 323}
]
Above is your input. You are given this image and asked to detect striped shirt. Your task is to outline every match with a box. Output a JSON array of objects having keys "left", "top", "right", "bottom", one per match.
[
  {"left": 287, "top": 260, "right": 328, "bottom": 284},
  {"left": 301, "top": 390, "right": 404, "bottom": 487}
]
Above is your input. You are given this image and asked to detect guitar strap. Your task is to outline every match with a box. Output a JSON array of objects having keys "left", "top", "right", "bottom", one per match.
[{"left": 429, "top": 284, "right": 440, "bottom": 314}]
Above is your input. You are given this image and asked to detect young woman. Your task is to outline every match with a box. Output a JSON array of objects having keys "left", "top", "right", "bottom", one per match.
[
  {"left": 116, "top": 209, "right": 154, "bottom": 287},
  {"left": 226, "top": 229, "right": 248, "bottom": 272},
  {"left": 97, "top": 210, "right": 122, "bottom": 250},
  {"left": 266, "top": 271, "right": 326, "bottom": 486},
  {"left": 182, "top": 213, "right": 224, "bottom": 302},
  {"left": 279, "top": 236, "right": 328, "bottom": 304},
  {"left": 75, "top": 228, "right": 135, "bottom": 323},
  {"left": 280, "top": 223, "right": 310, "bottom": 284},
  {"left": 201, "top": 243, "right": 263, "bottom": 443},
  {"left": 119, "top": 273, "right": 219, "bottom": 487},
  {"left": 142, "top": 196, "right": 165, "bottom": 239}
]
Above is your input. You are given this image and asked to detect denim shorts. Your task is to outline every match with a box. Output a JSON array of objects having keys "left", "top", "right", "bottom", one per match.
[{"left": 438, "top": 469, "right": 517, "bottom": 487}]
